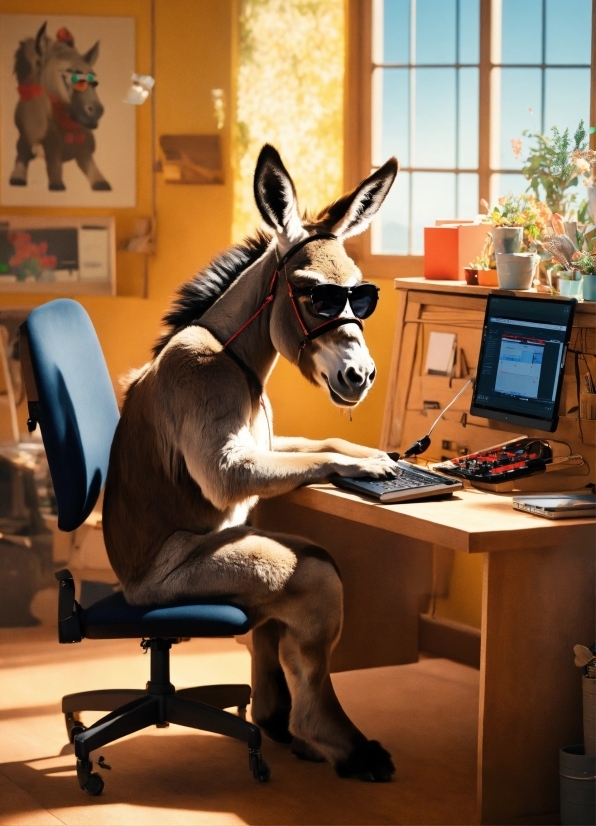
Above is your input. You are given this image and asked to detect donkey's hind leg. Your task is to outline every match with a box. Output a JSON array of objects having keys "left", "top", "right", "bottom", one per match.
[
  {"left": 250, "top": 620, "right": 292, "bottom": 743},
  {"left": 125, "top": 527, "right": 394, "bottom": 782}
]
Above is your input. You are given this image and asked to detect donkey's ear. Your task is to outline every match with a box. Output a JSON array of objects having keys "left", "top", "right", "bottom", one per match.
[
  {"left": 253, "top": 145, "right": 304, "bottom": 242},
  {"left": 83, "top": 41, "right": 100, "bottom": 66},
  {"left": 318, "top": 158, "right": 398, "bottom": 240},
  {"left": 35, "top": 22, "right": 48, "bottom": 56}
]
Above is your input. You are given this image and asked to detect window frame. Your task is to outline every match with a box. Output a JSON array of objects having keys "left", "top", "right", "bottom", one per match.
[{"left": 345, "top": 0, "right": 596, "bottom": 279}]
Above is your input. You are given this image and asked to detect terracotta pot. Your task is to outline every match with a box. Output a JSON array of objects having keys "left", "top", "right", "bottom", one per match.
[
  {"left": 476, "top": 268, "right": 499, "bottom": 287},
  {"left": 464, "top": 267, "right": 478, "bottom": 285}
]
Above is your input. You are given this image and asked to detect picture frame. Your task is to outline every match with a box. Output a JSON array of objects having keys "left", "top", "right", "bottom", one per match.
[
  {"left": 0, "top": 215, "right": 115, "bottom": 295},
  {"left": 0, "top": 13, "right": 136, "bottom": 208}
]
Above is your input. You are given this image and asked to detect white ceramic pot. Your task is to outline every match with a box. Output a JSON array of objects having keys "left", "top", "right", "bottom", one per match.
[
  {"left": 495, "top": 253, "right": 537, "bottom": 290},
  {"left": 559, "top": 272, "right": 583, "bottom": 298},
  {"left": 492, "top": 226, "right": 523, "bottom": 255},
  {"left": 581, "top": 274, "right": 596, "bottom": 302}
]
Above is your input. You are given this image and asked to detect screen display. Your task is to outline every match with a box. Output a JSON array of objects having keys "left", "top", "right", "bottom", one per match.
[{"left": 471, "top": 295, "right": 576, "bottom": 432}]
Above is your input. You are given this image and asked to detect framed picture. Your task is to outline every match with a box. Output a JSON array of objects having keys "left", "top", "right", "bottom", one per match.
[
  {"left": 0, "top": 14, "right": 135, "bottom": 208},
  {"left": 0, "top": 216, "right": 115, "bottom": 295}
]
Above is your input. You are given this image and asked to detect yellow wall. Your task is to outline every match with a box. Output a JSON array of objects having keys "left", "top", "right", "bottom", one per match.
[{"left": 0, "top": 0, "right": 479, "bottom": 626}]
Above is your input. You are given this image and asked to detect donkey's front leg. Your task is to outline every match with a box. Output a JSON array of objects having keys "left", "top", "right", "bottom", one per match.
[
  {"left": 187, "top": 444, "right": 399, "bottom": 511},
  {"left": 9, "top": 136, "right": 35, "bottom": 186},
  {"left": 42, "top": 137, "right": 65, "bottom": 190},
  {"left": 76, "top": 152, "right": 111, "bottom": 190},
  {"left": 273, "top": 436, "right": 387, "bottom": 459}
]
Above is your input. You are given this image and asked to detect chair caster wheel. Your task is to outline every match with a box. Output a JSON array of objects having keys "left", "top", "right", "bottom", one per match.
[
  {"left": 77, "top": 758, "right": 104, "bottom": 796},
  {"left": 83, "top": 773, "right": 104, "bottom": 796},
  {"left": 237, "top": 705, "right": 247, "bottom": 720},
  {"left": 65, "top": 712, "right": 87, "bottom": 744},
  {"left": 249, "top": 748, "right": 270, "bottom": 782}
]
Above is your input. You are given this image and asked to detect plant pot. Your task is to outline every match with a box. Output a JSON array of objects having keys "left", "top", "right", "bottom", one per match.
[
  {"left": 560, "top": 745, "right": 596, "bottom": 825},
  {"left": 495, "top": 253, "right": 536, "bottom": 290},
  {"left": 559, "top": 272, "right": 583, "bottom": 298},
  {"left": 491, "top": 226, "right": 523, "bottom": 254},
  {"left": 464, "top": 267, "right": 478, "bottom": 285},
  {"left": 582, "top": 275, "right": 596, "bottom": 302},
  {"left": 476, "top": 268, "right": 498, "bottom": 287}
]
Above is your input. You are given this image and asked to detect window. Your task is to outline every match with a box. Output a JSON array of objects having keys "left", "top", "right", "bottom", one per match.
[{"left": 347, "top": 0, "right": 596, "bottom": 273}]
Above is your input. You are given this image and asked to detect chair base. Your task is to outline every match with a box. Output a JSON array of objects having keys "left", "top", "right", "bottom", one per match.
[{"left": 62, "top": 639, "right": 269, "bottom": 795}]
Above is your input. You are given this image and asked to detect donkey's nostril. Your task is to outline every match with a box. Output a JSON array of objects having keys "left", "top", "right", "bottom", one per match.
[
  {"left": 345, "top": 367, "right": 365, "bottom": 387},
  {"left": 337, "top": 371, "right": 348, "bottom": 388},
  {"left": 370, "top": 368, "right": 376, "bottom": 382}
]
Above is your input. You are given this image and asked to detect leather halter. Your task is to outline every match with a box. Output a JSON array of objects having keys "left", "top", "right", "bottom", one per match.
[{"left": 223, "top": 232, "right": 363, "bottom": 354}]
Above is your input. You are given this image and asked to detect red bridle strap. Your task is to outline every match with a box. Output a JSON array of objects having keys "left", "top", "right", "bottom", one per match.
[{"left": 223, "top": 232, "right": 361, "bottom": 353}]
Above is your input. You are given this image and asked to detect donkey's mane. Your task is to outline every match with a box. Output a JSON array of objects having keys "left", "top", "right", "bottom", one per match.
[
  {"left": 14, "top": 39, "right": 35, "bottom": 84},
  {"left": 153, "top": 228, "right": 272, "bottom": 356}
]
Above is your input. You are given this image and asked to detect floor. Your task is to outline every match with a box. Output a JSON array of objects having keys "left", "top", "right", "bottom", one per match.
[{"left": 0, "top": 624, "right": 479, "bottom": 826}]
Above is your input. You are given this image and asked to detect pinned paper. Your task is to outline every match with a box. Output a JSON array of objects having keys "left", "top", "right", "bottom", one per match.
[{"left": 424, "top": 331, "right": 456, "bottom": 376}]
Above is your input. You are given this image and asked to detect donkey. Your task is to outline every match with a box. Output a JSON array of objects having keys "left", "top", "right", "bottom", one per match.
[
  {"left": 10, "top": 23, "right": 111, "bottom": 192},
  {"left": 103, "top": 145, "right": 399, "bottom": 781}
]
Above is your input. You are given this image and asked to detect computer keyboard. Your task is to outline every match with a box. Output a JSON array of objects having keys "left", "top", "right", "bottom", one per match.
[{"left": 332, "top": 461, "right": 463, "bottom": 503}]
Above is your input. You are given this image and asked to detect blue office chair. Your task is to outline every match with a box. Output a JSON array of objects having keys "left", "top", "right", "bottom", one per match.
[{"left": 20, "top": 299, "right": 269, "bottom": 796}]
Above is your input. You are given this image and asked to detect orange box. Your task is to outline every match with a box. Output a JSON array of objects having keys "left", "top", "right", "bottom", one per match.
[{"left": 423, "top": 223, "right": 490, "bottom": 281}]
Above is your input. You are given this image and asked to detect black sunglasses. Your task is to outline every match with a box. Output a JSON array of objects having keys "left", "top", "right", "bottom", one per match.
[{"left": 294, "top": 282, "right": 379, "bottom": 320}]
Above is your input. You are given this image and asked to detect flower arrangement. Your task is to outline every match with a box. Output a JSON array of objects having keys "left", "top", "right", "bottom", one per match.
[
  {"left": 8, "top": 231, "right": 57, "bottom": 281},
  {"left": 510, "top": 120, "right": 589, "bottom": 219},
  {"left": 543, "top": 234, "right": 596, "bottom": 275},
  {"left": 483, "top": 192, "right": 550, "bottom": 248}
]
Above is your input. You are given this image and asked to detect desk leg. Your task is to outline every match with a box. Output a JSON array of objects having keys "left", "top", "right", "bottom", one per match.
[{"left": 477, "top": 544, "right": 595, "bottom": 825}]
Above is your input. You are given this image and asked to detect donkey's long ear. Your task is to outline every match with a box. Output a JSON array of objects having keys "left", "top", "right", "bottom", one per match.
[
  {"left": 253, "top": 145, "right": 304, "bottom": 242},
  {"left": 83, "top": 41, "right": 100, "bottom": 66},
  {"left": 318, "top": 158, "right": 398, "bottom": 240},
  {"left": 35, "top": 22, "right": 48, "bottom": 57}
]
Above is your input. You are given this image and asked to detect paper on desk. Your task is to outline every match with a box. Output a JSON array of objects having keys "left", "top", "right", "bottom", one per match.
[{"left": 425, "top": 331, "right": 456, "bottom": 375}]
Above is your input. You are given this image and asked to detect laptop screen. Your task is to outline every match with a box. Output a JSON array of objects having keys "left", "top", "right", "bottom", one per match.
[{"left": 470, "top": 294, "right": 576, "bottom": 432}]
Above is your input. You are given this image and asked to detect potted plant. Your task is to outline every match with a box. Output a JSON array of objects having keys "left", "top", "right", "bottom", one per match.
[
  {"left": 543, "top": 235, "right": 596, "bottom": 299},
  {"left": 470, "top": 236, "right": 498, "bottom": 287},
  {"left": 483, "top": 192, "right": 549, "bottom": 253},
  {"left": 512, "top": 121, "right": 589, "bottom": 220}
]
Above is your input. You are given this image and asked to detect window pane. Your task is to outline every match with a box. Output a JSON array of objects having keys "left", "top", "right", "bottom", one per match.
[
  {"left": 490, "top": 173, "right": 527, "bottom": 206},
  {"left": 415, "top": 0, "right": 456, "bottom": 64},
  {"left": 546, "top": 0, "right": 592, "bottom": 65},
  {"left": 458, "top": 0, "right": 480, "bottom": 63},
  {"left": 495, "top": 68, "right": 542, "bottom": 169},
  {"left": 377, "top": 0, "right": 410, "bottom": 64},
  {"left": 457, "top": 173, "right": 479, "bottom": 218},
  {"left": 373, "top": 170, "right": 410, "bottom": 254},
  {"left": 498, "top": 0, "right": 542, "bottom": 65},
  {"left": 374, "top": 68, "right": 409, "bottom": 167},
  {"left": 413, "top": 172, "right": 456, "bottom": 254},
  {"left": 415, "top": 69, "right": 456, "bottom": 167},
  {"left": 458, "top": 68, "right": 479, "bottom": 168},
  {"left": 544, "top": 69, "right": 591, "bottom": 138}
]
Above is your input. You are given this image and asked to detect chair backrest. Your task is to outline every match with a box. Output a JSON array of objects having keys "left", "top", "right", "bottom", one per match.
[{"left": 21, "top": 299, "right": 120, "bottom": 532}]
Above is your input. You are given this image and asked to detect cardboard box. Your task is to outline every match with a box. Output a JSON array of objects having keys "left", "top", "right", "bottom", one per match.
[{"left": 424, "top": 223, "right": 490, "bottom": 281}]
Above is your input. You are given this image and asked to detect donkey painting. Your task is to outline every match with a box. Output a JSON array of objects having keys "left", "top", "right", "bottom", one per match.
[
  {"left": 103, "top": 145, "right": 399, "bottom": 781},
  {"left": 10, "top": 23, "right": 111, "bottom": 192}
]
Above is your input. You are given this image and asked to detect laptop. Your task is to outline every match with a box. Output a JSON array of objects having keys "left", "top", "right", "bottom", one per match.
[
  {"left": 332, "top": 460, "right": 463, "bottom": 503},
  {"left": 512, "top": 494, "right": 596, "bottom": 520}
]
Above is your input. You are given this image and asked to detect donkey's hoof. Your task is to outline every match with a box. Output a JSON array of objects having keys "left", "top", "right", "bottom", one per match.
[
  {"left": 291, "top": 738, "right": 325, "bottom": 763},
  {"left": 9, "top": 177, "right": 26, "bottom": 186},
  {"left": 335, "top": 738, "right": 395, "bottom": 782},
  {"left": 254, "top": 709, "right": 293, "bottom": 744},
  {"left": 92, "top": 180, "right": 111, "bottom": 191},
  {"left": 49, "top": 182, "right": 66, "bottom": 191}
]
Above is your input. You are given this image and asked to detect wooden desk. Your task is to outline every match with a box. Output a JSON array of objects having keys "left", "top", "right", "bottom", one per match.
[{"left": 254, "top": 485, "right": 595, "bottom": 825}]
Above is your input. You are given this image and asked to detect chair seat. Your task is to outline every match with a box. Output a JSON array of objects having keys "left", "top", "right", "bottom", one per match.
[{"left": 80, "top": 591, "right": 251, "bottom": 639}]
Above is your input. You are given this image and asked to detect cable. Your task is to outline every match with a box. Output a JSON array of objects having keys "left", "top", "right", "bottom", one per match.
[{"left": 403, "top": 378, "right": 474, "bottom": 457}]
